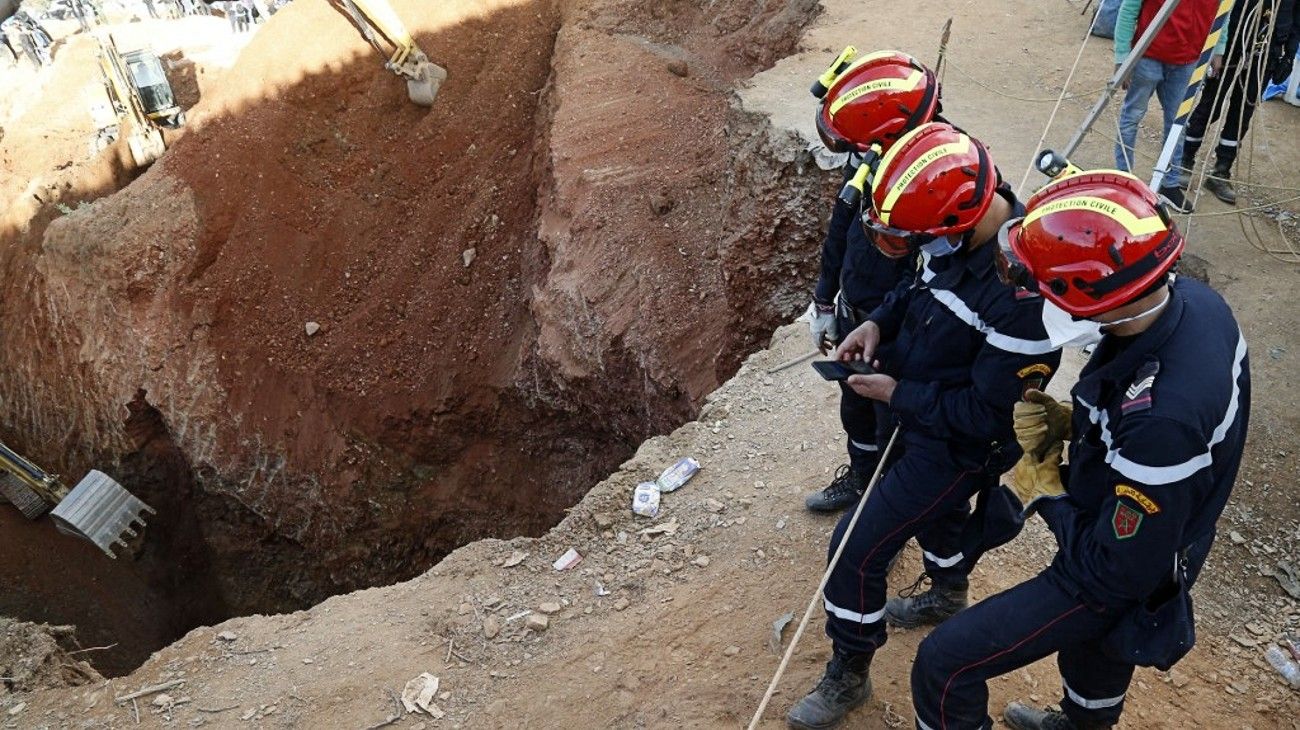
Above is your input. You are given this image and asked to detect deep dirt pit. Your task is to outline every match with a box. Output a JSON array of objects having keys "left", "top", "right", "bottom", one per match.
[{"left": 0, "top": 0, "right": 826, "bottom": 677}]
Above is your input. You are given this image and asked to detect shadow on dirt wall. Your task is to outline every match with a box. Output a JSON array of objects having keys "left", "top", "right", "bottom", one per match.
[{"left": 0, "top": 0, "right": 827, "bottom": 677}]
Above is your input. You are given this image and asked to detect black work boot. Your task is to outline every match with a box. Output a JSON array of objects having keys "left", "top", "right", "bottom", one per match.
[
  {"left": 884, "top": 574, "right": 968, "bottom": 629},
  {"left": 1179, "top": 152, "right": 1197, "bottom": 188},
  {"left": 786, "top": 652, "right": 872, "bottom": 729},
  {"left": 1158, "top": 184, "right": 1194, "bottom": 214},
  {"left": 1204, "top": 161, "right": 1237, "bottom": 205},
  {"left": 804, "top": 464, "right": 867, "bottom": 512},
  {"left": 1004, "top": 703, "right": 1078, "bottom": 730}
]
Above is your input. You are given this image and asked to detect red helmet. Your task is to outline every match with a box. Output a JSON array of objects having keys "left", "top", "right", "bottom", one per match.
[
  {"left": 861, "top": 122, "right": 997, "bottom": 257},
  {"left": 815, "top": 50, "right": 940, "bottom": 154},
  {"left": 1000, "top": 171, "right": 1183, "bottom": 317}
]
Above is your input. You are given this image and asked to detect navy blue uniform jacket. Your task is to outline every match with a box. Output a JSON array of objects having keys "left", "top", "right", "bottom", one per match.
[
  {"left": 1040, "top": 277, "right": 1251, "bottom": 609},
  {"left": 814, "top": 157, "right": 916, "bottom": 312},
  {"left": 867, "top": 200, "right": 1063, "bottom": 471}
]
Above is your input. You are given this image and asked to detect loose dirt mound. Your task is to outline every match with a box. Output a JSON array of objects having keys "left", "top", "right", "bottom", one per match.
[
  {"left": 0, "top": 619, "right": 101, "bottom": 695},
  {"left": 0, "top": 0, "right": 825, "bottom": 674}
]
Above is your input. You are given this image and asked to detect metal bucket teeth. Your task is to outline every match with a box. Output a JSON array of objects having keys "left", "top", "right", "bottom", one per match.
[
  {"left": 49, "top": 470, "right": 155, "bottom": 559},
  {"left": 0, "top": 473, "right": 50, "bottom": 519}
]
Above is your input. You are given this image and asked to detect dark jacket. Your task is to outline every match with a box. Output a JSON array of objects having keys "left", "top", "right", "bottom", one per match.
[
  {"left": 1269, "top": 0, "right": 1300, "bottom": 83},
  {"left": 867, "top": 190, "right": 1062, "bottom": 470},
  {"left": 1040, "top": 277, "right": 1251, "bottom": 609},
  {"left": 814, "top": 155, "right": 916, "bottom": 314}
]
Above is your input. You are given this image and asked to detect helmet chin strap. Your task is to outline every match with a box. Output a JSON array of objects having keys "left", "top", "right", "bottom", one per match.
[{"left": 1097, "top": 288, "right": 1171, "bottom": 330}]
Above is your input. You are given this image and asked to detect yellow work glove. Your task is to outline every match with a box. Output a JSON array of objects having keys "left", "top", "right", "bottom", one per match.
[
  {"left": 1025, "top": 389, "right": 1072, "bottom": 449},
  {"left": 1008, "top": 440, "right": 1066, "bottom": 513},
  {"left": 1016, "top": 389, "right": 1073, "bottom": 460}
]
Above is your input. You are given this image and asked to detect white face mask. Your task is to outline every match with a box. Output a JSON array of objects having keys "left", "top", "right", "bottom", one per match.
[
  {"left": 1041, "top": 289, "right": 1172, "bottom": 349},
  {"left": 1097, "top": 290, "right": 1171, "bottom": 329},
  {"left": 919, "top": 234, "right": 963, "bottom": 257},
  {"left": 1042, "top": 300, "right": 1103, "bottom": 349}
]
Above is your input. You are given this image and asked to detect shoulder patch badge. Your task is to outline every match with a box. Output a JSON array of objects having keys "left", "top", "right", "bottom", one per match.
[
  {"left": 1121, "top": 359, "right": 1160, "bottom": 414},
  {"left": 1017, "top": 363, "right": 1054, "bottom": 397},
  {"left": 1112, "top": 501, "right": 1143, "bottom": 540},
  {"left": 1017, "top": 363, "right": 1054, "bottom": 379},
  {"left": 1115, "top": 484, "right": 1161, "bottom": 515}
]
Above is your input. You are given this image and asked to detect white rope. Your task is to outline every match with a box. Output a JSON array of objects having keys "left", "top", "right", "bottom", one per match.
[
  {"left": 1016, "top": 6, "right": 1105, "bottom": 197},
  {"left": 746, "top": 426, "right": 901, "bottom": 729}
]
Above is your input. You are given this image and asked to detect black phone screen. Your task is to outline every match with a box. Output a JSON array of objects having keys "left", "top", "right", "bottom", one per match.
[{"left": 811, "top": 360, "right": 876, "bottom": 381}]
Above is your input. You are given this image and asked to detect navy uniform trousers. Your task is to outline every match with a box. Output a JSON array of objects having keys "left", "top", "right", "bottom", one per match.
[{"left": 824, "top": 438, "right": 993, "bottom": 655}]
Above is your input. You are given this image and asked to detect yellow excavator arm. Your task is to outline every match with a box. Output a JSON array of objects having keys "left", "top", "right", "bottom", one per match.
[{"left": 334, "top": 0, "right": 447, "bottom": 105}]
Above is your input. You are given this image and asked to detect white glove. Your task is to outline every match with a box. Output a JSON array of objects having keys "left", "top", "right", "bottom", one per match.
[{"left": 805, "top": 300, "right": 837, "bottom": 354}]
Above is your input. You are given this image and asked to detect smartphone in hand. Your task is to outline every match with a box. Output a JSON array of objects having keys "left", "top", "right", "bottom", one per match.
[{"left": 811, "top": 360, "right": 877, "bottom": 381}]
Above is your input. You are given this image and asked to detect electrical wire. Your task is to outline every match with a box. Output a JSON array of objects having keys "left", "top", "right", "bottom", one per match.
[
  {"left": 943, "top": 58, "right": 1108, "bottom": 103},
  {"left": 1016, "top": 6, "right": 1106, "bottom": 197}
]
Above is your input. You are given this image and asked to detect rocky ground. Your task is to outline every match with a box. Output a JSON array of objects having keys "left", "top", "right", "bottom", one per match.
[
  {"left": 3, "top": 0, "right": 1300, "bottom": 726},
  {"left": 5, "top": 326, "right": 1297, "bottom": 729}
]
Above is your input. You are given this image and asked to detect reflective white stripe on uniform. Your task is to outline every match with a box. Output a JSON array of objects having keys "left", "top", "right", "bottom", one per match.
[
  {"left": 823, "top": 596, "right": 885, "bottom": 624},
  {"left": 849, "top": 439, "right": 879, "bottom": 452},
  {"left": 1064, "top": 681, "right": 1125, "bottom": 709},
  {"left": 916, "top": 716, "right": 938, "bottom": 730},
  {"left": 919, "top": 254, "right": 1057, "bottom": 356},
  {"left": 1077, "top": 330, "right": 1246, "bottom": 486},
  {"left": 1218, "top": 138, "right": 1239, "bottom": 147},
  {"left": 923, "top": 550, "right": 965, "bottom": 568}
]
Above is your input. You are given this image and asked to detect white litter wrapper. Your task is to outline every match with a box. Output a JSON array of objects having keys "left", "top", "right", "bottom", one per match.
[
  {"left": 552, "top": 547, "right": 583, "bottom": 571},
  {"left": 656, "top": 457, "right": 701, "bottom": 493},
  {"left": 632, "top": 481, "right": 661, "bottom": 518}
]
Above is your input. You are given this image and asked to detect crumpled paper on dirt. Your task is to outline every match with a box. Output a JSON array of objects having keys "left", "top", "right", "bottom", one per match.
[{"left": 400, "top": 673, "right": 444, "bottom": 718}]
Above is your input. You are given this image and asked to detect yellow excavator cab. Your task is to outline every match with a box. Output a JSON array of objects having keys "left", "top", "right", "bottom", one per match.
[{"left": 92, "top": 34, "right": 178, "bottom": 167}]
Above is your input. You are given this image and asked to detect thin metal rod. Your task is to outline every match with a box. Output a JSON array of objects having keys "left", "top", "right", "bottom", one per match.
[
  {"left": 936, "top": 17, "right": 954, "bottom": 82},
  {"left": 746, "top": 427, "right": 902, "bottom": 729}
]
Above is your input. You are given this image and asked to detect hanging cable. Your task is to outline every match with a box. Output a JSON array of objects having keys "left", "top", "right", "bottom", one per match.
[{"left": 1016, "top": 6, "right": 1105, "bottom": 197}]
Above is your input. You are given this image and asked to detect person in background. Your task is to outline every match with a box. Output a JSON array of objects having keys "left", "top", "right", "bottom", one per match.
[
  {"left": 1112, "top": 0, "right": 1229, "bottom": 213},
  {"left": 1183, "top": 0, "right": 1300, "bottom": 204}
]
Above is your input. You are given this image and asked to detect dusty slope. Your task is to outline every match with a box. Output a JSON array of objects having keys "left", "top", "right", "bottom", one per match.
[
  {"left": 0, "top": 0, "right": 828, "bottom": 674},
  {"left": 10, "top": 326, "right": 1295, "bottom": 729},
  {"left": 7, "top": 0, "right": 1300, "bottom": 727}
]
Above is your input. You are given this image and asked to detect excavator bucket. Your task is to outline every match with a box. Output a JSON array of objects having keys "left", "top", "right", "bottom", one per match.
[
  {"left": 0, "top": 473, "right": 49, "bottom": 520},
  {"left": 49, "top": 470, "right": 155, "bottom": 559},
  {"left": 127, "top": 128, "right": 166, "bottom": 168},
  {"left": 405, "top": 59, "right": 447, "bottom": 106}
]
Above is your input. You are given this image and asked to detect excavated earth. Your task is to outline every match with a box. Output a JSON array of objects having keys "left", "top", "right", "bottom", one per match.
[
  {"left": 6, "top": 0, "right": 1300, "bottom": 726},
  {"left": 0, "top": 0, "right": 826, "bottom": 676}
]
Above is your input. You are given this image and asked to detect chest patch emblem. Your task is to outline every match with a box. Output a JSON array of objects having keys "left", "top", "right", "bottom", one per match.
[
  {"left": 1112, "top": 501, "right": 1144, "bottom": 540},
  {"left": 1121, "top": 359, "right": 1160, "bottom": 414}
]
